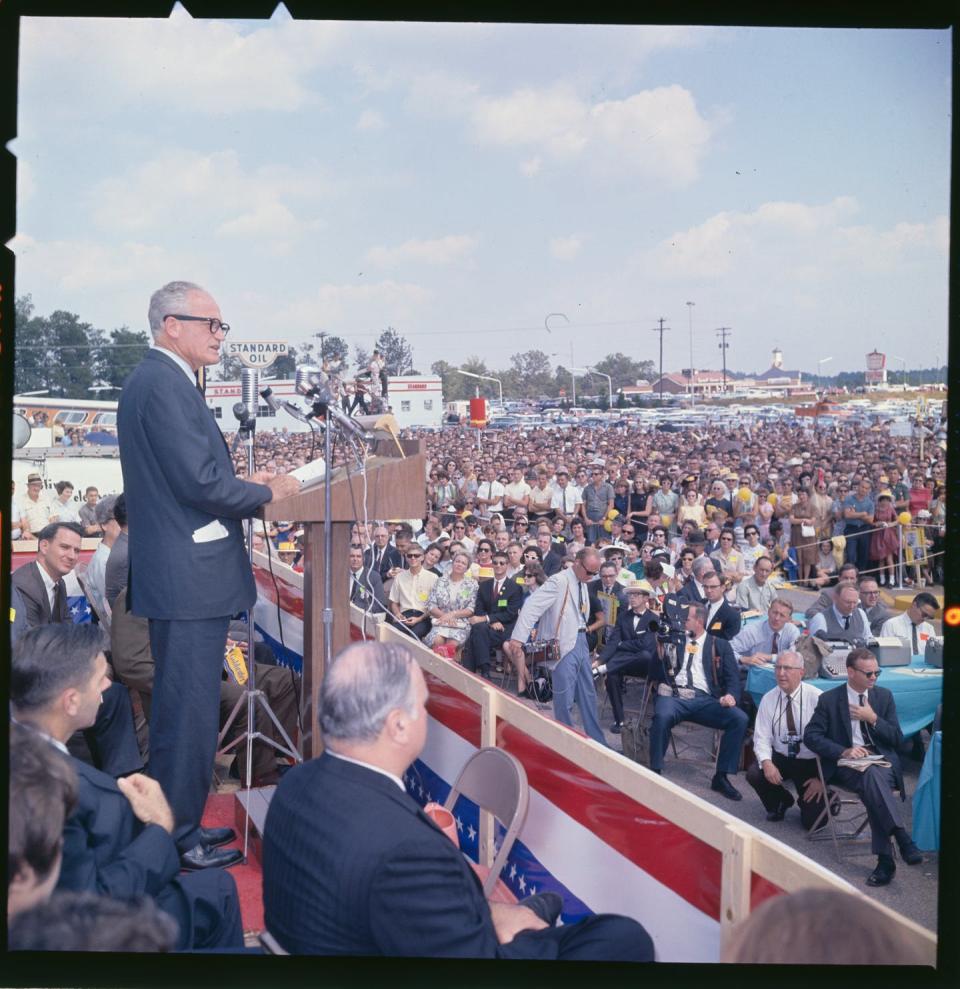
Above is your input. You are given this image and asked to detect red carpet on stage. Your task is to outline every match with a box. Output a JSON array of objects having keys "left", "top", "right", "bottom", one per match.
[{"left": 201, "top": 793, "right": 264, "bottom": 936}]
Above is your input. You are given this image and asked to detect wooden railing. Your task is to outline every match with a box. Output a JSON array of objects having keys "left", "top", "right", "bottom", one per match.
[{"left": 374, "top": 613, "right": 937, "bottom": 965}]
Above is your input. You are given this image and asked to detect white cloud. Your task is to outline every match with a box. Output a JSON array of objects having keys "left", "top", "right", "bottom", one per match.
[
  {"left": 89, "top": 149, "right": 329, "bottom": 249},
  {"left": 365, "top": 235, "right": 478, "bottom": 267},
  {"left": 356, "top": 109, "right": 386, "bottom": 131},
  {"left": 644, "top": 197, "right": 947, "bottom": 284},
  {"left": 469, "top": 83, "right": 715, "bottom": 185},
  {"left": 271, "top": 280, "right": 433, "bottom": 336},
  {"left": 549, "top": 235, "right": 582, "bottom": 261},
  {"left": 20, "top": 8, "right": 342, "bottom": 114},
  {"left": 9, "top": 232, "right": 177, "bottom": 293}
]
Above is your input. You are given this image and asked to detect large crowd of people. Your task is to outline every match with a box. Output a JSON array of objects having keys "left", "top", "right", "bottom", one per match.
[{"left": 8, "top": 282, "right": 942, "bottom": 958}]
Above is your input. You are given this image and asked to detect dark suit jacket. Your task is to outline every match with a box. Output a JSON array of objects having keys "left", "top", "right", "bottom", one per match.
[
  {"left": 11, "top": 561, "right": 66, "bottom": 626},
  {"left": 655, "top": 634, "right": 742, "bottom": 702},
  {"left": 472, "top": 576, "right": 523, "bottom": 630},
  {"left": 541, "top": 549, "right": 564, "bottom": 577},
  {"left": 350, "top": 566, "right": 388, "bottom": 613},
  {"left": 703, "top": 599, "right": 742, "bottom": 641},
  {"left": 803, "top": 684, "right": 905, "bottom": 796},
  {"left": 117, "top": 349, "right": 271, "bottom": 619},
  {"left": 598, "top": 607, "right": 659, "bottom": 665},
  {"left": 364, "top": 544, "right": 403, "bottom": 582},
  {"left": 57, "top": 753, "right": 238, "bottom": 950},
  {"left": 58, "top": 755, "right": 181, "bottom": 902},
  {"left": 262, "top": 752, "right": 560, "bottom": 958},
  {"left": 677, "top": 580, "right": 706, "bottom": 605}
]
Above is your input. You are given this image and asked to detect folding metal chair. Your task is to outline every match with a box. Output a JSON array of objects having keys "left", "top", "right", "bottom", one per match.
[
  {"left": 807, "top": 755, "right": 877, "bottom": 864},
  {"left": 443, "top": 747, "right": 529, "bottom": 897}
]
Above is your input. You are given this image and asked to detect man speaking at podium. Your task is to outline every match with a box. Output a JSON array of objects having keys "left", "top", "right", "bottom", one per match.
[{"left": 118, "top": 280, "right": 300, "bottom": 870}]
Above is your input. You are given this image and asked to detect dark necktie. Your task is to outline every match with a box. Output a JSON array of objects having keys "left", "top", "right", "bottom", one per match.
[
  {"left": 195, "top": 369, "right": 205, "bottom": 395},
  {"left": 563, "top": 489, "right": 568, "bottom": 513},
  {"left": 493, "top": 581, "right": 500, "bottom": 602},
  {"left": 54, "top": 579, "right": 68, "bottom": 622},
  {"left": 859, "top": 693, "right": 873, "bottom": 745},
  {"left": 684, "top": 636, "right": 698, "bottom": 687},
  {"left": 771, "top": 631, "right": 780, "bottom": 654},
  {"left": 843, "top": 614, "right": 850, "bottom": 631},
  {"left": 911, "top": 623, "right": 919, "bottom": 655},
  {"left": 785, "top": 692, "right": 797, "bottom": 734}
]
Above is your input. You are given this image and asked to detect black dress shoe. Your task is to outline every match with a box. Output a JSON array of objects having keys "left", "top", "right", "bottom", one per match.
[
  {"left": 198, "top": 826, "right": 236, "bottom": 849},
  {"left": 866, "top": 855, "right": 896, "bottom": 887},
  {"left": 519, "top": 892, "right": 563, "bottom": 926},
  {"left": 610, "top": 722, "right": 624, "bottom": 735},
  {"left": 710, "top": 773, "right": 742, "bottom": 801},
  {"left": 180, "top": 843, "right": 243, "bottom": 871},
  {"left": 897, "top": 839, "right": 923, "bottom": 865},
  {"left": 766, "top": 797, "right": 794, "bottom": 822}
]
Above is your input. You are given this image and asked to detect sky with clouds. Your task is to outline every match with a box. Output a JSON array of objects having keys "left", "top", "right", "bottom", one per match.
[{"left": 10, "top": 8, "right": 951, "bottom": 382}]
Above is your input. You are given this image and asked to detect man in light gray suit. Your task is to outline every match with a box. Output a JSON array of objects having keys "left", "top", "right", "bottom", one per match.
[{"left": 504, "top": 547, "right": 608, "bottom": 746}]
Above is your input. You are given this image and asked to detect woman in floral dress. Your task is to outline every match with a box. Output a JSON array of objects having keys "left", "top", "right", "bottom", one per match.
[{"left": 424, "top": 551, "right": 479, "bottom": 649}]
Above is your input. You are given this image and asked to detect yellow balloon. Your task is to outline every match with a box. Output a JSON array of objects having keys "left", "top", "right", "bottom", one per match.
[
  {"left": 897, "top": 511, "right": 912, "bottom": 525},
  {"left": 767, "top": 493, "right": 778, "bottom": 506},
  {"left": 738, "top": 487, "right": 751, "bottom": 501},
  {"left": 607, "top": 509, "right": 619, "bottom": 520},
  {"left": 603, "top": 519, "right": 613, "bottom": 532}
]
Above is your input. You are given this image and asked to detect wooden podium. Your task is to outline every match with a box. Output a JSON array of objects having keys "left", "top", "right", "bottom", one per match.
[{"left": 260, "top": 437, "right": 426, "bottom": 758}]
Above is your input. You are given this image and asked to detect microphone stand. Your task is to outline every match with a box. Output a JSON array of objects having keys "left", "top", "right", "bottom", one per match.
[{"left": 217, "top": 403, "right": 302, "bottom": 862}]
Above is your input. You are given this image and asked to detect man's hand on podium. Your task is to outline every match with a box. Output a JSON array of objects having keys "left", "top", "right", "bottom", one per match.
[{"left": 252, "top": 470, "right": 302, "bottom": 502}]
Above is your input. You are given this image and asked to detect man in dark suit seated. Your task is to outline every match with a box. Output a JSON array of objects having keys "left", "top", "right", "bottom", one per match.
[
  {"left": 585, "top": 560, "right": 627, "bottom": 653},
  {"left": 349, "top": 543, "right": 388, "bottom": 613},
  {"left": 803, "top": 647, "right": 923, "bottom": 887},
  {"left": 11, "top": 521, "right": 142, "bottom": 780},
  {"left": 463, "top": 550, "right": 522, "bottom": 676},
  {"left": 536, "top": 529, "right": 564, "bottom": 577},
  {"left": 649, "top": 603, "right": 748, "bottom": 801},
  {"left": 698, "top": 571, "right": 741, "bottom": 642},
  {"left": 364, "top": 524, "right": 403, "bottom": 583},
  {"left": 11, "top": 624, "right": 243, "bottom": 950},
  {"left": 262, "top": 640, "right": 654, "bottom": 960},
  {"left": 592, "top": 583, "right": 659, "bottom": 734}
]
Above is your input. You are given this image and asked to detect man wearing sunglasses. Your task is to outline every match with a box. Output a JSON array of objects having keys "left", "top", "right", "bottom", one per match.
[
  {"left": 504, "top": 548, "right": 608, "bottom": 746},
  {"left": 804, "top": 648, "right": 922, "bottom": 887},
  {"left": 118, "top": 281, "right": 301, "bottom": 871}
]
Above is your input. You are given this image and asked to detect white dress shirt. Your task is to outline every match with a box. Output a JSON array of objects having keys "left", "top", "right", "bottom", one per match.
[
  {"left": 753, "top": 681, "right": 822, "bottom": 763},
  {"left": 846, "top": 684, "right": 874, "bottom": 748},
  {"left": 807, "top": 605, "right": 871, "bottom": 640},
  {"left": 327, "top": 749, "right": 406, "bottom": 792},
  {"left": 879, "top": 612, "right": 934, "bottom": 655},
  {"left": 678, "top": 632, "right": 709, "bottom": 693}
]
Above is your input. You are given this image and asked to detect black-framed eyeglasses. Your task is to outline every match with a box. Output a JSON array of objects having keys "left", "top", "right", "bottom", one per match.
[
  {"left": 405, "top": 553, "right": 423, "bottom": 559},
  {"left": 854, "top": 668, "right": 881, "bottom": 679},
  {"left": 164, "top": 314, "right": 230, "bottom": 336}
]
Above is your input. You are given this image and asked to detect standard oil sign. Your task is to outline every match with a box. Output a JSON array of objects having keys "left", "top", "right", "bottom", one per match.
[{"left": 226, "top": 340, "right": 288, "bottom": 368}]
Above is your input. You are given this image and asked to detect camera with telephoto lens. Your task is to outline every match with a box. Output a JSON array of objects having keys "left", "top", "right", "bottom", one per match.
[{"left": 650, "top": 594, "right": 687, "bottom": 645}]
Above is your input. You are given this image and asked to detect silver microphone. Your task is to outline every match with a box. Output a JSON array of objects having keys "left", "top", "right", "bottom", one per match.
[
  {"left": 241, "top": 367, "right": 260, "bottom": 421},
  {"left": 295, "top": 365, "right": 325, "bottom": 397},
  {"left": 261, "top": 386, "right": 311, "bottom": 424}
]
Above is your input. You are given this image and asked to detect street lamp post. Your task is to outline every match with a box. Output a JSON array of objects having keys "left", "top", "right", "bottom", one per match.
[
  {"left": 454, "top": 368, "right": 503, "bottom": 408},
  {"left": 816, "top": 356, "right": 833, "bottom": 394},
  {"left": 569, "top": 367, "right": 590, "bottom": 407},
  {"left": 585, "top": 366, "right": 613, "bottom": 409}
]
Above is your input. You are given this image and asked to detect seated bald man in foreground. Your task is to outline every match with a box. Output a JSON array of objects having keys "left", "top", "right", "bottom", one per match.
[{"left": 262, "top": 641, "right": 654, "bottom": 960}]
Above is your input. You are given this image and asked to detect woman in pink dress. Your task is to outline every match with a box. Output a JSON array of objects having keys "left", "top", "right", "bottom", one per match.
[{"left": 869, "top": 492, "right": 900, "bottom": 587}]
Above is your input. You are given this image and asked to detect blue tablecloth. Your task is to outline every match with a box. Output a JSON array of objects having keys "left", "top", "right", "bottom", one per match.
[
  {"left": 912, "top": 731, "right": 941, "bottom": 851},
  {"left": 746, "top": 653, "right": 942, "bottom": 738}
]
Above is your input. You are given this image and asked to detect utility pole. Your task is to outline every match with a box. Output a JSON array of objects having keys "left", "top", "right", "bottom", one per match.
[
  {"left": 652, "top": 318, "right": 670, "bottom": 405},
  {"left": 716, "top": 327, "right": 731, "bottom": 394},
  {"left": 686, "top": 301, "right": 695, "bottom": 405}
]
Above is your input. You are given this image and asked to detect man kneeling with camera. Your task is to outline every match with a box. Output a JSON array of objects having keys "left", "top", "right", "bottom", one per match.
[{"left": 744, "top": 651, "right": 826, "bottom": 827}]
